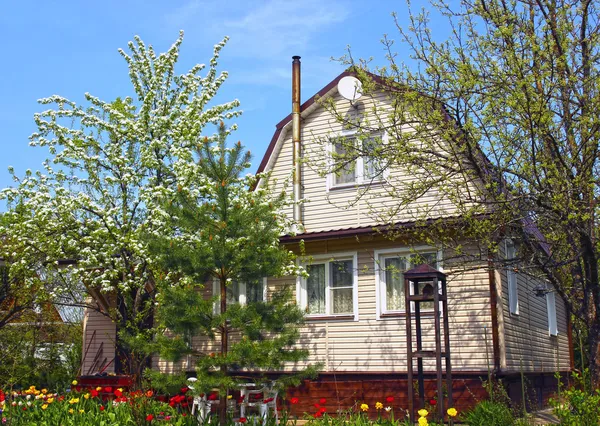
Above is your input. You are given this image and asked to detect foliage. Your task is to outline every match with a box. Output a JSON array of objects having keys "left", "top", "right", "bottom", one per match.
[
  {"left": 0, "top": 31, "right": 241, "bottom": 381},
  {"left": 550, "top": 369, "right": 600, "bottom": 426},
  {"left": 325, "top": 0, "right": 600, "bottom": 382},
  {"left": 0, "top": 210, "right": 80, "bottom": 332},
  {"left": 462, "top": 400, "right": 514, "bottom": 426},
  {"left": 0, "top": 312, "right": 82, "bottom": 392}
]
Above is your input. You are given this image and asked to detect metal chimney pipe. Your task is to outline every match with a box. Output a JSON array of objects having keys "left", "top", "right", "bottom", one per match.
[{"left": 292, "top": 56, "right": 302, "bottom": 227}]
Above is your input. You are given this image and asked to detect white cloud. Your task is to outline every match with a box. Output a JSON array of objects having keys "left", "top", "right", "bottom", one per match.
[
  {"left": 219, "top": 0, "right": 349, "bottom": 58},
  {"left": 164, "top": 0, "right": 352, "bottom": 86}
]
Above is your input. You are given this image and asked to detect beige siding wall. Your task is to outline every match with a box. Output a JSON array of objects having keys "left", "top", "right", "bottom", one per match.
[
  {"left": 82, "top": 306, "right": 116, "bottom": 375},
  {"left": 268, "top": 238, "right": 494, "bottom": 373},
  {"left": 497, "top": 244, "right": 571, "bottom": 373},
  {"left": 265, "top": 91, "right": 475, "bottom": 234}
]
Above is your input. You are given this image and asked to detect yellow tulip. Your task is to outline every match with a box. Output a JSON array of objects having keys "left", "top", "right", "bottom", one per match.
[
  {"left": 375, "top": 402, "right": 383, "bottom": 410},
  {"left": 71, "top": 380, "right": 78, "bottom": 386},
  {"left": 360, "top": 403, "right": 369, "bottom": 412},
  {"left": 418, "top": 408, "right": 429, "bottom": 417},
  {"left": 69, "top": 409, "right": 74, "bottom": 414},
  {"left": 41, "top": 404, "right": 48, "bottom": 410},
  {"left": 447, "top": 407, "right": 458, "bottom": 417}
]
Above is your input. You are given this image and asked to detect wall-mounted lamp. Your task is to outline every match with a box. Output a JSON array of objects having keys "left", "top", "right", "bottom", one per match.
[{"left": 533, "top": 283, "right": 553, "bottom": 297}]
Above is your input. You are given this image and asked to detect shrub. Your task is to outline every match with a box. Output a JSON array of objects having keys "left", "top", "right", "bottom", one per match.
[
  {"left": 551, "top": 389, "right": 600, "bottom": 425},
  {"left": 463, "top": 400, "right": 514, "bottom": 426}
]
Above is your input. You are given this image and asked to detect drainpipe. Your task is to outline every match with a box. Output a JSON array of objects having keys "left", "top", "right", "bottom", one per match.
[{"left": 292, "top": 56, "right": 302, "bottom": 230}]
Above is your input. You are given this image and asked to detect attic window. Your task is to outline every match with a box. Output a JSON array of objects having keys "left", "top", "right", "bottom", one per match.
[{"left": 329, "top": 132, "right": 386, "bottom": 188}]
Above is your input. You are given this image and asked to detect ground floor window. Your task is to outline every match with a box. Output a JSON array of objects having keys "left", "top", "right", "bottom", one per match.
[
  {"left": 299, "top": 253, "right": 358, "bottom": 319},
  {"left": 213, "top": 278, "right": 266, "bottom": 311},
  {"left": 375, "top": 248, "right": 440, "bottom": 318}
]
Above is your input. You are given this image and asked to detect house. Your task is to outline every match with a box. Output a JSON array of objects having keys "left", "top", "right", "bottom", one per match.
[{"left": 80, "top": 58, "right": 572, "bottom": 415}]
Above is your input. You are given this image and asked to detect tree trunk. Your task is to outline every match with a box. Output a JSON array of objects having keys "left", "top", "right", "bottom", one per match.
[
  {"left": 581, "top": 234, "right": 600, "bottom": 387},
  {"left": 588, "top": 317, "right": 600, "bottom": 388},
  {"left": 219, "top": 277, "right": 228, "bottom": 425}
]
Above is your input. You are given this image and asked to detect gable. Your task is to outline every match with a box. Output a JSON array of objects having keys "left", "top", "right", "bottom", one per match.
[{"left": 258, "top": 71, "right": 478, "bottom": 235}]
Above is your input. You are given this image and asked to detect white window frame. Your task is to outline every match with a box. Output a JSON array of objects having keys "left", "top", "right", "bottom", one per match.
[
  {"left": 326, "top": 129, "right": 389, "bottom": 190},
  {"left": 505, "top": 240, "right": 519, "bottom": 316},
  {"left": 297, "top": 252, "right": 359, "bottom": 321},
  {"left": 375, "top": 246, "right": 443, "bottom": 320},
  {"left": 546, "top": 291, "right": 558, "bottom": 336},
  {"left": 212, "top": 278, "right": 267, "bottom": 312}
]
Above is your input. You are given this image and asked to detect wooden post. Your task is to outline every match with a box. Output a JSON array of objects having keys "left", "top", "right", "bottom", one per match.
[
  {"left": 405, "top": 275, "right": 414, "bottom": 423},
  {"left": 433, "top": 276, "right": 443, "bottom": 420},
  {"left": 441, "top": 273, "right": 453, "bottom": 425},
  {"left": 415, "top": 280, "right": 425, "bottom": 410}
]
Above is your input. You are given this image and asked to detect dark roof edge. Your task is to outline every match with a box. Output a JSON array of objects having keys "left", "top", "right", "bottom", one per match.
[{"left": 279, "top": 215, "right": 481, "bottom": 243}]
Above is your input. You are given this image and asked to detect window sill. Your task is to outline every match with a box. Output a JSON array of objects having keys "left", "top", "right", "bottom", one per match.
[
  {"left": 305, "top": 314, "right": 356, "bottom": 322},
  {"left": 329, "top": 180, "right": 386, "bottom": 191},
  {"left": 379, "top": 311, "right": 436, "bottom": 319}
]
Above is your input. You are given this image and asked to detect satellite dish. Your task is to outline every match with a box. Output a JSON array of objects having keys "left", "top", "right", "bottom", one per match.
[{"left": 337, "top": 76, "right": 363, "bottom": 103}]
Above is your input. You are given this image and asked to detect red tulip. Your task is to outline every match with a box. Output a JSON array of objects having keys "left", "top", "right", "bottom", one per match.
[
  {"left": 385, "top": 396, "right": 394, "bottom": 403},
  {"left": 290, "top": 397, "right": 299, "bottom": 404},
  {"left": 239, "top": 418, "right": 247, "bottom": 423},
  {"left": 146, "top": 414, "right": 154, "bottom": 421},
  {"left": 319, "top": 398, "right": 327, "bottom": 405}
]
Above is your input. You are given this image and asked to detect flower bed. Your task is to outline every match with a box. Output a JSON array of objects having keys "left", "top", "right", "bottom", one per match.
[
  {"left": 0, "top": 382, "right": 198, "bottom": 425},
  {"left": 0, "top": 382, "right": 459, "bottom": 425}
]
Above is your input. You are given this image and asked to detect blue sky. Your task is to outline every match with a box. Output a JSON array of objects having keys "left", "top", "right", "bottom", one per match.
[{"left": 0, "top": 0, "right": 430, "bottom": 207}]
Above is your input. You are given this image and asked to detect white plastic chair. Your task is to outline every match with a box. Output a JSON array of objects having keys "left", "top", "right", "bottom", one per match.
[
  {"left": 191, "top": 394, "right": 212, "bottom": 423},
  {"left": 188, "top": 378, "right": 213, "bottom": 423},
  {"left": 239, "top": 381, "right": 279, "bottom": 424}
]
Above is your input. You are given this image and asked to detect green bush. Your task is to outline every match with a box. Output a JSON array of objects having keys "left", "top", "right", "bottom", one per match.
[
  {"left": 550, "top": 370, "right": 600, "bottom": 426},
  {"left": 0, "top": 322, "right": 82, "bottom": 392},
  {"left": 463, "top": 400, "right": 514, "bottom": 426}
]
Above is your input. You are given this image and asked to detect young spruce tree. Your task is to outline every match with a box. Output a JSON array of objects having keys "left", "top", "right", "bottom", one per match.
[{"left": 147, "top": 123, "right": 314, "bottom": 420}]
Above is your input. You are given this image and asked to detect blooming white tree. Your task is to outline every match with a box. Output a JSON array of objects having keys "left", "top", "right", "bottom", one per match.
[{"left": 1, "top": 31, "right": 242, "bottom": 379}]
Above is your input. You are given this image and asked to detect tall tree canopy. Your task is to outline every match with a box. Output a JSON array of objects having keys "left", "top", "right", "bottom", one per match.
[
  {"left": 328, "top": 0, "right": 600, "bottom": 383},
  {"left": 0, "top": 31, "right": 241, "bottom": 379}
]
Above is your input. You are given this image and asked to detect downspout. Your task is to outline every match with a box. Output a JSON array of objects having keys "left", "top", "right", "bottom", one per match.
[{"left": 292, "top": 56, "right": 303, "bottom": 230}]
